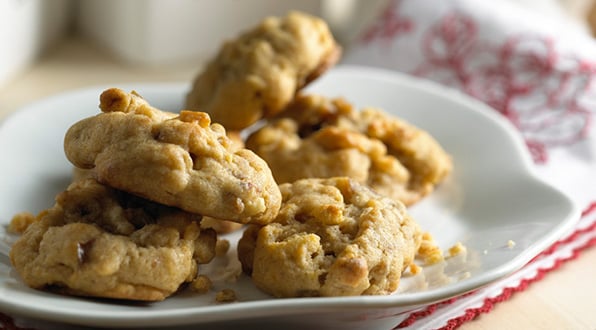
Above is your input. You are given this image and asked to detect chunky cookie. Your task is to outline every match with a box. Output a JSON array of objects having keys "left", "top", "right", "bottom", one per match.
[
  {"left": 185, "top": 11, "right": 341, "bottom": 130},
  {"left": 237, "top": 177, "right": 422, "bottom": 297},
  {"left": 64, "top": 88, "right": 281, "bottom": 225},
  {"left": 246, "top": 94, "right": 452, "bottom": 206},
  {"left": 10, "top": 179, "right": 217, "bottom": 301}
]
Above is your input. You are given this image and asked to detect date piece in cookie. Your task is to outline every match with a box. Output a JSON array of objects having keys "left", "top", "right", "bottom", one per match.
[
  {"left": 237, "top": 177, "right": 422, "bottom": 297},
  {"left": 10, "top": 179, "right": 217, "bottom": 301},
  {"left": 64, "top": 88, "right": 281, "bottom": 225},
  {"left": 246, "top": 94, "right": 452, "bottom": 206},
  {"left": 185, "top": 11, "right": 342, "bottom": 130}
]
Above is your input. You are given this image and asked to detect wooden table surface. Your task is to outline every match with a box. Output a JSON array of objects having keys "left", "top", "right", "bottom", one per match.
[{"left": 1, "top": 36, "right": 595, "bottom": 330}]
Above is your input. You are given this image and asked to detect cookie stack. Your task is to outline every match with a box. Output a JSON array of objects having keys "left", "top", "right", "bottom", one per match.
[
  {"left": 9, "top": 88, "right": 282, "bottom": 301},
  {"left": 10, "top": 11, "right": 452, "bottom": 301}
]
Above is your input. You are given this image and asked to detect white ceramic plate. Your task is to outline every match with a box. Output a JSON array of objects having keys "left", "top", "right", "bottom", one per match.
[{"left": 0, "top": 66, "right": 579, "bottom": 330}]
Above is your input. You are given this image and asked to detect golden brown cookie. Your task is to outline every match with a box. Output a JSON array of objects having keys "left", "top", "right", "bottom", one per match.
[
  {"left": 185, "top": 11, "right": 342, "bottom": 130},
  {"left": 64, "top": 88, "right": 281, "bottom": 225},
  {"left": 237, "top": 177, "right": 422, "bottom": 297},
  {"left": 10, "top": 179, "right": 217, "bottom": 301},
  {"left": 246, "top": 94, "right": 452, "bottom": 206}
]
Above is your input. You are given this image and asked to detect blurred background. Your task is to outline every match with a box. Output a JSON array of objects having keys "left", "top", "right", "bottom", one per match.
[{"left": 0, "top": 0, "right": 595, "bottom": 116}]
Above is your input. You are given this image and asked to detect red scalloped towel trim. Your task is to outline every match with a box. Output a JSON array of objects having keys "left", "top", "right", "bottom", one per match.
[
  {"left": 396, "top": 293, "right": 477, "bottom": 328},
  {"left": 396, "top": 201, "right": 596, "bottom": 329}
]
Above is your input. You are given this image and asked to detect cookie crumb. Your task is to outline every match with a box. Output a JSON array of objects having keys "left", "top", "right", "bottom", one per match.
[
  {"left": 448, "top": 242, "right": 467, "bottom": 257},
  {"left": 215, "top": 239, "right": 230, "bottom": 257},
  {"left": 190, "top": 275, "right": 212, "bottom": 294},
  {"left": 8, "top": 212, "right": 37, "bottom": 234},
  {"left": 506, "top": 240, "right": 516, "bottom": 249},
  {"left": 417, "top": 232, "right": 444, "bottom": 265},
  {"left": 215, "top": 288, "right": 237, "bottom": 303},
  {"left": 409, "top": 263, "right": 422, "bottom": 275}
]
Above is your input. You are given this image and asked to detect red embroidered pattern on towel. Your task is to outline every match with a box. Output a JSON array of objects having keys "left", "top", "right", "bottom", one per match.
[
  {"left": 361, "top": 0, "right": 413, "bottom": 44},
  {"left": 359, "top": 0, "right": 595, "bottom": 163}
]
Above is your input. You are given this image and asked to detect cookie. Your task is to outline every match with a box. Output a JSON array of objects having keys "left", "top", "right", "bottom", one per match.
[
  {"left": 64, "top": 88, "right": 281, "bottom": 225},
  {"left": 246, "top": 94, "right": 452, "bottom": 206},
  {"left": 237, "top": 177, "right": 422, "bottom": 297},
  {"left": 9, "top": 179, "right": 217, "bottom": 301},
  {"left": 185, "top": 11, "right": 342, "bottom": 130}
]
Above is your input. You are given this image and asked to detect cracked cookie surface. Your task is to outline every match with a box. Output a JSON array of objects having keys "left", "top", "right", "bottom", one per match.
[{"left": 185, "top": 11, "right": 341, "bottom": 130}]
